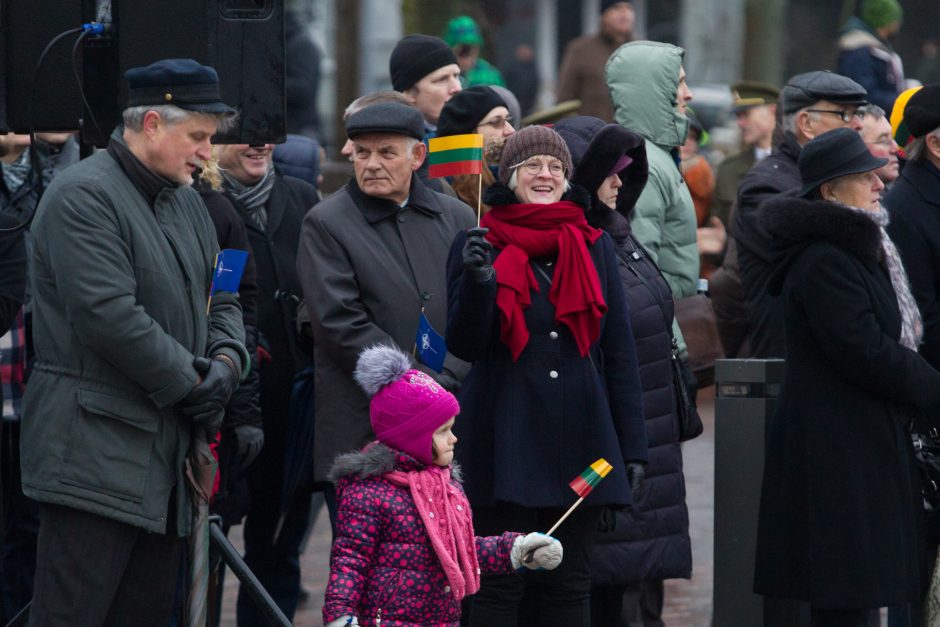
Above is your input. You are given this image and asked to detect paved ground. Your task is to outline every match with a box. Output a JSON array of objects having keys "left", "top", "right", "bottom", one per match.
[{"left": 221, "top": 388, "right": 718, "bottom": 626}]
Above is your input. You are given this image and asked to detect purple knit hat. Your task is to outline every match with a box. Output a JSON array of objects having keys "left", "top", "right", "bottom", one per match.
[{"left": 354, "top": 345, "right": 460, "bottom": 464}]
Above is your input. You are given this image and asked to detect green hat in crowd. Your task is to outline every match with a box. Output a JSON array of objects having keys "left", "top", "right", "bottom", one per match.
[
  {"left": 861, "top": 0, "right": 903, "bottom": 29},
  {"left": 443, "top": 15, "right": 484, "bottom": 47},
  {"left": 731, "top": 80, "right": 780, "bottom": 112}
]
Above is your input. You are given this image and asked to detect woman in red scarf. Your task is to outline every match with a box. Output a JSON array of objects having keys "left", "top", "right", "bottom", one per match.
[{"left": 445, "top": 125, "right": 648, "bottom": 627}]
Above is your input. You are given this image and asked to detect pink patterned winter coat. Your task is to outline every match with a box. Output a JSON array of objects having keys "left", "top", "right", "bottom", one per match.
[{"left": 323, "top": 443, "right": 520, "bottom": 626}]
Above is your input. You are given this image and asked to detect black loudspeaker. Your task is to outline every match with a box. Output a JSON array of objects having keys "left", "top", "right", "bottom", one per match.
[{"left": 0, "top": 0, "right": 285, "bottom": 145}]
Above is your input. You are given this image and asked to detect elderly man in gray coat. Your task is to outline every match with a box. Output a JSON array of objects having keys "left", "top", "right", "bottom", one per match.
[
  {"left": 297, "top": 102, "right": 474, "bottom": 503},
  {"left": 21, "top": 59, "right": 248, "bottom": 626}
]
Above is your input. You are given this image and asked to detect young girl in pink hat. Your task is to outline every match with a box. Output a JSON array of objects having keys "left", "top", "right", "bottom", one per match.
[{"left": 323, "top": 345, "right": 563, "bottom": 627}]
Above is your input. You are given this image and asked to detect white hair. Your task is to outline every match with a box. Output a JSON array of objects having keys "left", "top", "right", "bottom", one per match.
[
  {"left": 906, "top": 128, "right": 940, "bottom": 163},
  {"left": 122, "top": 104, "right": 237, "bottom": 133}
]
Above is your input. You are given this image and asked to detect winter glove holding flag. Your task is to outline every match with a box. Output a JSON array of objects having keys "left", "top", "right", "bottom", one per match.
[
  {"left": 511, "top": 533, "right": 563, "bottom": 571},
  {"left": 462, "top": 227, "right": 494, "bottom": 283},
  {"left": 181, "top": 356, "right": 239, "bottom": 438}
]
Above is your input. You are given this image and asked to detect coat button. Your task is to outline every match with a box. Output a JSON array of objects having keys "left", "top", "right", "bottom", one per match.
[
  {"left": 549, "top": 331, "right": 558, "bottom": 339},
  {"left": 456, "top": 505, "right": 463, "bottom": 511},
  {"left": 398, "top": 216, "right": 406, "bottom": 223},
  {"left": 429, "top": 512, "right": 435, "bottom": 518},
  {"left": 443, "top": 586, "right": 451, "bottom": 593},
  {"left": 549, "top": 370, "right": 559, "bottom": 379}
]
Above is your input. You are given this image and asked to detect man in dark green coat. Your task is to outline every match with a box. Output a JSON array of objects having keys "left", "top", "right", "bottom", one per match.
[{"left": 21, "top": 59, "right": 248, "bottom": 626}]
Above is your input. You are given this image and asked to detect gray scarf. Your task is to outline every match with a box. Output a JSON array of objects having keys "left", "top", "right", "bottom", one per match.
[
  {"left": 222, "top": 165, "right": 275, "bottom": 230},
  {"left": 848, "top": 203, "right": 923, "bottom": 350}
]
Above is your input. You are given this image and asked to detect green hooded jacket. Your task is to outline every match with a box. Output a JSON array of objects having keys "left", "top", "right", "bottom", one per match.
[{"left": 606, "top": 41, "right": 700, "bottom": 353}]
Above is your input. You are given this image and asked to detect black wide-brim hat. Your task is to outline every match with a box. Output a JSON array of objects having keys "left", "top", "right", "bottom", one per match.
[
  {"left": 125, "top": 58, "right": 236, "bottom": 115},
  {"left": 798, "top": 127, "right": 888, "bottom": 197}
]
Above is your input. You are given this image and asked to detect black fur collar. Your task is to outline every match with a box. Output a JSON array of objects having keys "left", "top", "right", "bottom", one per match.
[
  {"left": 760, "top": 195, "right": 883, "bottom": 262},
  {"left": 482, "top": 181, "right": 592, "bottom": 210}
]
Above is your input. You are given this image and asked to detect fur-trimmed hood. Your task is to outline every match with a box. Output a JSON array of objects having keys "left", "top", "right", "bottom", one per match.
[
  {"left": 328, "top": 441, "right": 463, "bottom": 483},
  {"left": 481, "top": 179, "right": 593, "bottom": 210},
  {"left": 761, "top": 195, "right": 884, "bottom": 295},
  {"left": 554, "top": 116, "right": 649, "bottom": 228}
]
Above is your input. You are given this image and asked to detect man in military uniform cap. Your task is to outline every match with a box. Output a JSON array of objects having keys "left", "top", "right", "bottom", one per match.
[
  {"left": 709, "top": 81, "right": 779, "bottom": 230},
  {"left": 22, "top": 58, "right": 248, "bottom": 625},
  {"left": 729, "top": 70, "right": 867, "bottom": 358}
]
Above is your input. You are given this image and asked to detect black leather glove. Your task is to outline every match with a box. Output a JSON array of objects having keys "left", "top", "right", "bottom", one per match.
[
  {"left": 462, "top": 227, "right": 494, "bottom": 284},
  {"left": 180, "top": 356, "right": 239, "bottom": 438},
  {"left": 228, "top": 423, "right": 264, "bottom": 470},
  {"left": 679, "top": 358, "right": 699, "bottom": 408},
  {"left": 432, "top": 367, "right": 461, "bottom": 394},
  {"left": 626, "top": 462, "right": 645, "bottom": 500}
]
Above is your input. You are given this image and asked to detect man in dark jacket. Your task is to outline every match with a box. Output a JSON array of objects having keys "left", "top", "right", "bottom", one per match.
[
  {"left": 837, "top": 0, "right": 905, "bottom": 116},
  {"left": 216, "top": 141, "right": 317, "bottom": 625},
  {"left": 21, "top": 59, "right": 247, "bottom": 626},
  {"left": 732, "top": 71, "right": 866, "bottom": 358},
  {"left": 297, "top": 103, "right": 474, "bottom": 493},
  {"left": 886, "top": 86, "right": 940, "bottom": 371}
]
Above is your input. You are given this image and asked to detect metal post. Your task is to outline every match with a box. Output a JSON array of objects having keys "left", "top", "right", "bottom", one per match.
[
  {"left": 712, "top": 358, "right": 784, "bottom": 627},
  {"left": 208, "top": 517, "right": 292, "bottom": 627}
]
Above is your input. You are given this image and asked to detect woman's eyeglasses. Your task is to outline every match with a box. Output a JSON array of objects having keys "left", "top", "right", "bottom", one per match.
[
  {"left": 511, "top": 158, "right": 566, "bottom": 176},
  {"left": 477, "top": 116, "right": 513, "bottom": 130}
]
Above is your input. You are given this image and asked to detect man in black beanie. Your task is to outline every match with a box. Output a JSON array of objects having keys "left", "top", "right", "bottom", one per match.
[
  {"left": 389, "top": 34, "right": 463, "bottom": 192},
  {"left": 886, "top": 85, "right": 940, "bottom": 387},
  {"left": 390, "top": 34, "right": 462, "bottom": 131}
]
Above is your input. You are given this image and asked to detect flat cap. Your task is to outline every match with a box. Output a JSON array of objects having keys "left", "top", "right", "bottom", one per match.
[
  {"left": 731, "top": 80, "right": 780, "bottom": 111},
  {"left": 345, "top": 102, "right": 425, "bottom": 141},
  {"left": 125, "top": 58, "right": 235, "bottom": 114},
  {"left": 782, "top": 71, "right": 867, "bottom": 114},
  {"left": 903, "top": 84, "right": 940, "bottom": 138}
]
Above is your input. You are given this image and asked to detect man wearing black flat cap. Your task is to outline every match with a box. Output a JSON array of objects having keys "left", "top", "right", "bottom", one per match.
[
  {"left": 297, "top": 102, "right": 474, "bottom": 500},
  {"left": 731, "top": 70, "right": 867, "bottom": 358},
  {"left": 21, "top": 58, "right": 248, "bottom": 625},
  {"left": 886, "top": 85, "right": 940, "bottom": 378}
]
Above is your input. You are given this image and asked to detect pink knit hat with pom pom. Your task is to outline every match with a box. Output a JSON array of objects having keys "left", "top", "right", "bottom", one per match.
[{"left": 354, "top": 345, "right": 460, "bottom": 464}]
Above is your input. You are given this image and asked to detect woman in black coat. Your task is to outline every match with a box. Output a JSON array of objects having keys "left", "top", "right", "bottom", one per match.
[
  {"left": 753, "top": 128, "right": 940, "bottom": 625},
  {"left": 556, "top": 116, "right": 693, "bottom": 626},
  {"left": 446, "top": 125, "right": 648, "bottom": 627}
]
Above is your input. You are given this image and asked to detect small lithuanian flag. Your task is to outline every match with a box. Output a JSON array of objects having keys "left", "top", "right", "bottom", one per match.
[
  {"left": 569, "top": 458, "right": 613, "bottom": 498},
  {"left": 428, "top": 133, "right": 484, "bottom": 179}
]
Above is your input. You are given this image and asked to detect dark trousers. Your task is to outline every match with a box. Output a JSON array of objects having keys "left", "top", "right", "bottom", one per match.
[
  {"left": 591, "top": 580, "right": 665, "bottom": 627},
  {"left": 1, "top": 422, "right": 38, "bottom": 623},
  {"left": 467, "top": 503, "right": 602, "bottom": 627},
  {"left": 235, "top": 477, "right": 312, "bottom": 626},
  {"left": 29, "top": 502, "right": 183, "bottom": 627},
  {"left": 809, "top": 607, "right": 879, "bottom": 627}
]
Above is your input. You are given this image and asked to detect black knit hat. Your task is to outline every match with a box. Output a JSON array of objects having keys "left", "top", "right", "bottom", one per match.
[
  {"left": 498, "top": 125, "right": 573, "bottom": 185},
  {"left": 903, "top": 84, "right": 940, "bottom": 138},
  {"left": 600, "top": 0, "right": 632, "bottom": 13},
  {"left": 389, "top": 34, "right": 459, "bottom": 92},
  {"left": 437, "top": 86, "right": 506, "bottom": 137},
  {"left": 345, "top": 102, "right": 425, "bottom": 141},
  {"left": 798, "top": 128, "right": 887, "bottom": 197}
]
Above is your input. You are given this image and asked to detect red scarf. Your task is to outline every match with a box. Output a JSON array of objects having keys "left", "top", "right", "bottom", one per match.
[{"left": 480, "top": 201, "right": 606, "bottom": 360}]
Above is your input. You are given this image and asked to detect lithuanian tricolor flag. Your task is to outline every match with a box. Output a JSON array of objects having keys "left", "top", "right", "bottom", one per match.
[
  {"left": 569, "top": 458, "right": 613, "bottom": 498},
  {"left": 428, "top": 133, "right": 483, "bottom": 179}
]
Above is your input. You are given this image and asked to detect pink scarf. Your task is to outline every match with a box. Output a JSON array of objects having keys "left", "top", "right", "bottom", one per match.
[{"left": 383, "top": 465, "right": 480, "bottom": 601}]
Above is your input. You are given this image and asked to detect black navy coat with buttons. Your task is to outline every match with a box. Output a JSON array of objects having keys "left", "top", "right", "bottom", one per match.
[
  {"left": 753, "top": 196, "right": 940, "bottom": 609},
  {"left": 555, "top": 117, "right": 692, "bottom": 584},
  {"left": 446, "top": 182, "right": 647, "bottom": 509}
]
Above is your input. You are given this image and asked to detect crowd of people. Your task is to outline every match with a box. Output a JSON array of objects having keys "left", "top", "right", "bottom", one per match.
[{"left": 3, "top": 0, "right": 940, "bottom": 625}]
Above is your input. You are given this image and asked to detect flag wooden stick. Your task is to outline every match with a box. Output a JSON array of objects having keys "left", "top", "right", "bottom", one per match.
[
  {"left": 476, "top": 171, "right": 483, "bottom": 227},
  {"left": 523, "top": 496, "right": 584, "bottom": 564}
]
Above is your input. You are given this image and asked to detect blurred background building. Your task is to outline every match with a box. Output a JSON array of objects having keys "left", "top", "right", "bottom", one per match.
[{"left": 287, "top": 0, "right": 940, "bottom": 157}]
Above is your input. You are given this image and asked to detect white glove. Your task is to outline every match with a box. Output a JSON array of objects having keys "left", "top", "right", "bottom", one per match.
[
  {"left": 510, "top": 532, "right": 564, "bottom": 571},
  {"left": 325, "top": 617, "right": 359, "bottom": 627}
]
